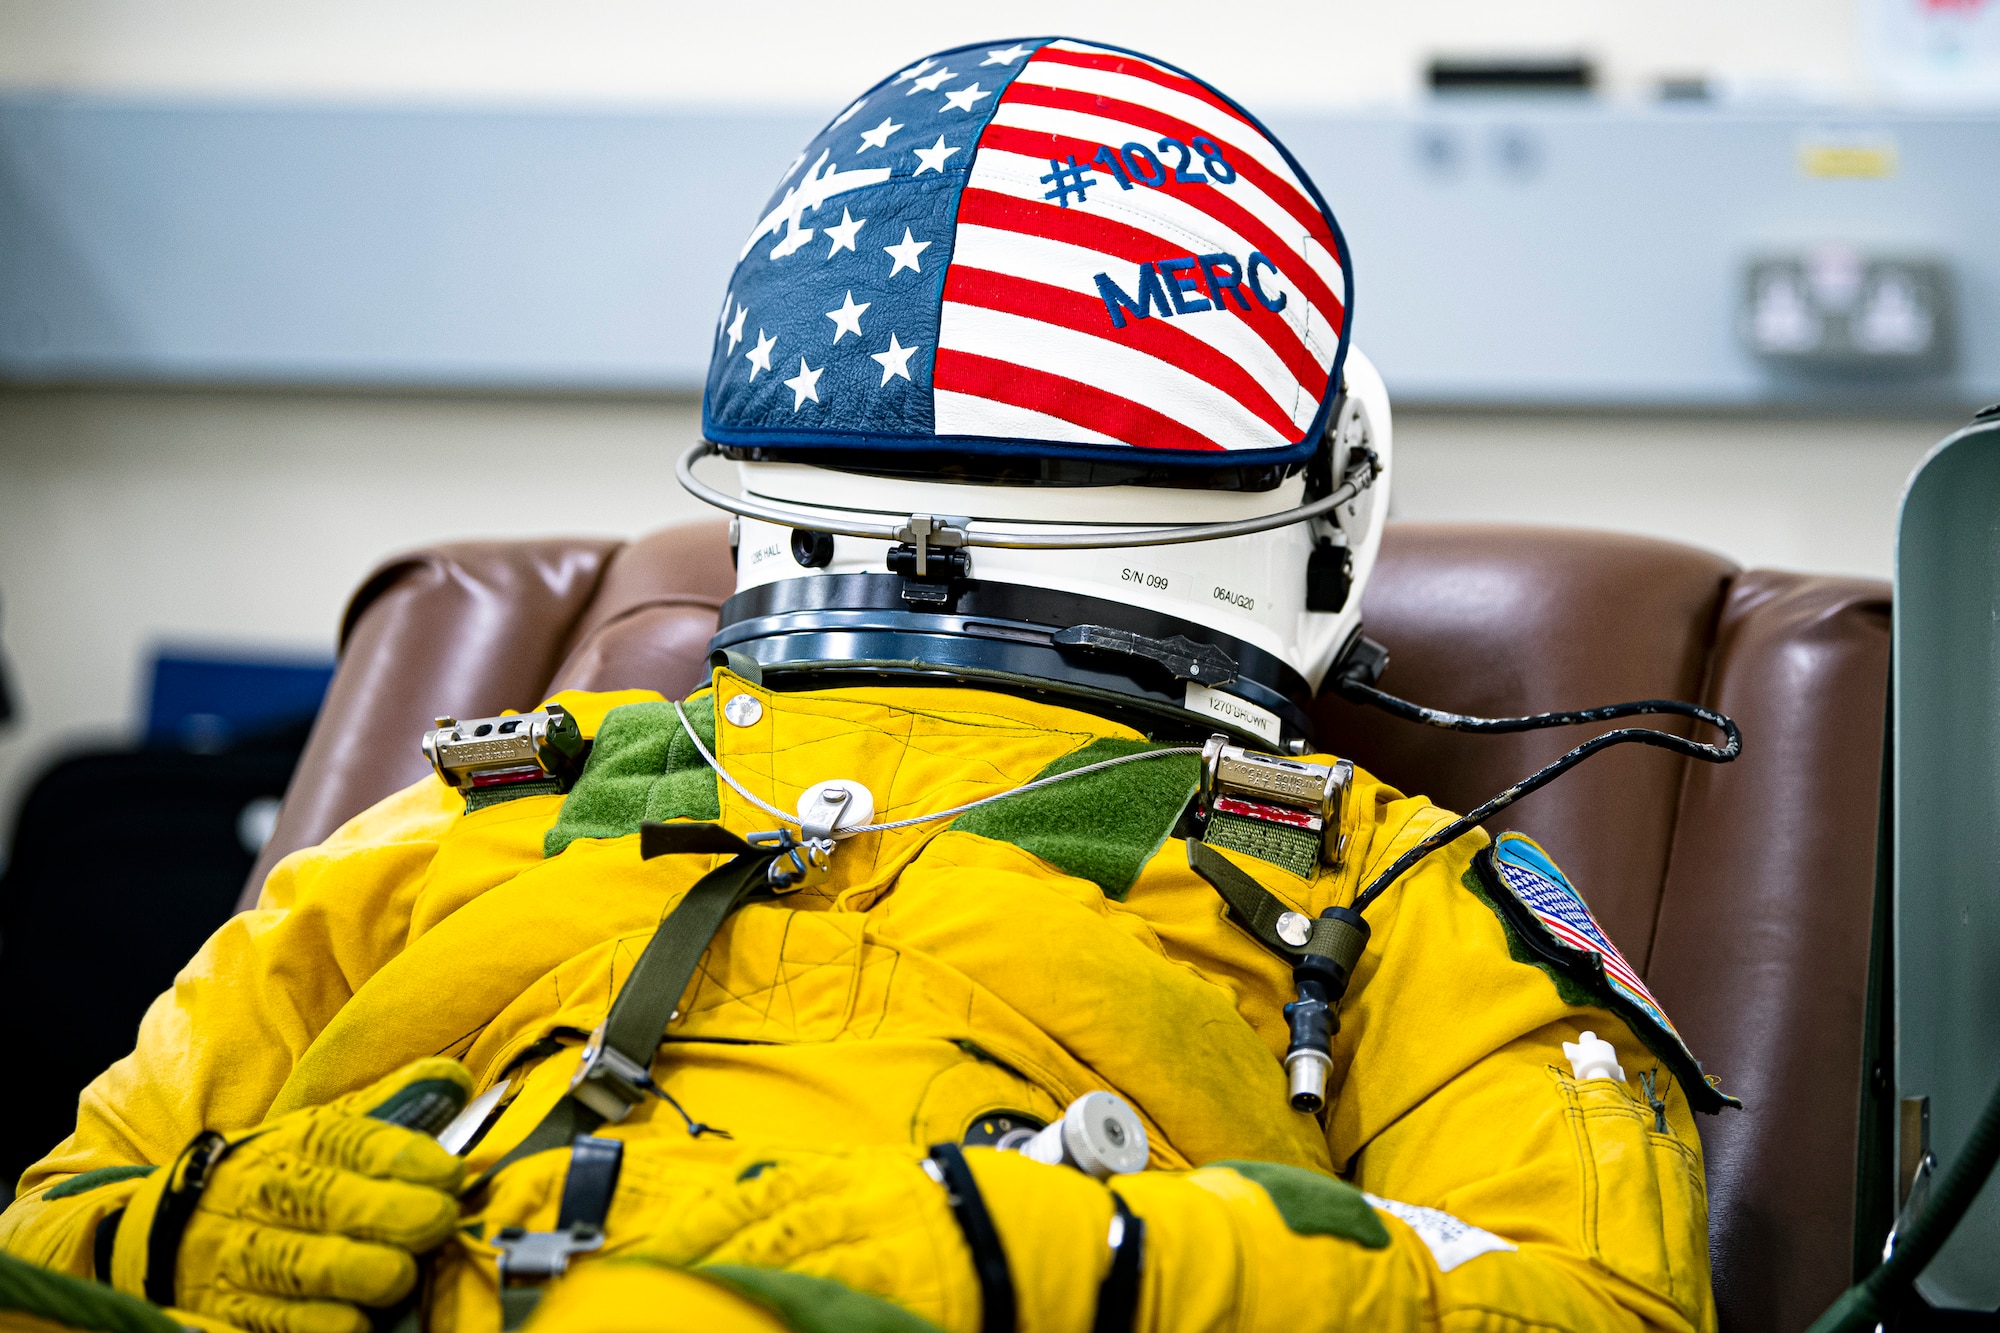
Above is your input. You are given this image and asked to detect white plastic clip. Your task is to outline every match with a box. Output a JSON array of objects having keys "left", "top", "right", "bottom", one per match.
[
  {"left": 796, "top": 779, "right": 876, "bottom": 843},
  {"left": 1562, "top": 1030, "right": 1626, "bottom": 1083}
]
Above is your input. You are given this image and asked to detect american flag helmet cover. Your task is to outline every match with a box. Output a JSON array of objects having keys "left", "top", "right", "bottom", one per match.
[{"left": 702, "top": 37, "right": 1352, "bottom": 466}]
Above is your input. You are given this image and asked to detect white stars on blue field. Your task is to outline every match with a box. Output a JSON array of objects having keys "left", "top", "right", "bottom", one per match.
[
  {"left": 823, "top": 209, "right": 865, "bottom": 256},
  {"left": 942, "top": 83, "right": 993, "bottom": 113},
  {"left": 706, "top": 41, "right": 1049, "bottom": 431},
  {"left": 826, "top": 291, "right": 870, "bottom": 343},
  {"left": 856, "top": 116, "right": 902, "bottom": 152},
  {"left": 883, "top": 229, "right": 930, "bottom": 277},
  {"left": 784, "top": 358, "right": 825, "bottom": 411},
  {"left": 872, "top": 334, "right": 919, "bottom": 385},
  {"left": 745, "top": 329, "right": 776, "bottom": 381},
  {"left": 912, "top": 137, "right": 957, "bottom": 175}
]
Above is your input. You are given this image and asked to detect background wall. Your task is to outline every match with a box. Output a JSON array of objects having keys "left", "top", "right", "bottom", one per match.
[
  {"left": 0, "top": 0, "right": 1885, "bottom": 109},
  {"left": 0, "top": 387, "right": 1956, "bottom": 851},
  {"left": 0, "top": 0, "right": 1991, "bottom": 863}
]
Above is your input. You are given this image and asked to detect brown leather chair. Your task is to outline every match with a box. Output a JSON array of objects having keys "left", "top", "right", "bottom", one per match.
[{"left": 244, "top": 519, "right": 1890, "bottom": 1333}]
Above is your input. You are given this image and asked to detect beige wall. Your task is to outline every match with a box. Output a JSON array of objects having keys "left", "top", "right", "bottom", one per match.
[
  {"left": 0, "top": 0, "right": 1873, "bottom": 110},
  {"left": 1390, "top": 408, "right": 1952, "bottom": 577},
  {"left": 0, "top": 386, "right": 1952, "bottom": 864},
  {"left": 0, "top": 387, "right": 711, "bottom": 859}
]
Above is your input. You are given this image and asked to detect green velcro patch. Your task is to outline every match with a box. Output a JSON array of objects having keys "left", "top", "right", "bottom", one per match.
[
  {"left": 695, "top": 1265, "right": 943, "bottom": 1333},
  {"left": 545, "top": 697, "right": 718, "bottom": 858},
  {"left": 0, "top": 1251, "right": 179, "bottom": 1333},
  {"left": 1203, "top": 810, "right": 1319, "bottom": 878},
  {"left": 41, "top": 1166, "right": 155, "bottom": 1202},
  {"left": 949, "top": 737, "right": 1199, "bottom": 901},
  {"left": 1458, "top": 866, "right": 1599, "bottom": 1010},
  {"left": 1209, "top": 1160, "right": 1390, "bottom": 1248}
]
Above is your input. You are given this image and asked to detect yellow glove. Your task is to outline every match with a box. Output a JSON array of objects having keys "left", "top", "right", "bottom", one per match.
[
  {"left": 604, "top": 1146, "right": 1388, "bottom": 1333},
  {"left": 589, "top": 1143, "right": 1109, "bottom": 1333},
  {"left": 109, "top": 1058, "right": 473, "bottom": 1333}
]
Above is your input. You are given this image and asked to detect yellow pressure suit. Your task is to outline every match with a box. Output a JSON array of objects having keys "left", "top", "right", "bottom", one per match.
[{"left": 2, "top": 672, "right": 1722, "bottom": 1333}]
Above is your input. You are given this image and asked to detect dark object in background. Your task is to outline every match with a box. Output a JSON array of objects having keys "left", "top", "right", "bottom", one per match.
[
  {"left": 1428, "top": 57, "right": 1594, "bottom": 95},
  {"left": 0, "top": 600, "right": 16, "bottom": 728},
  {"left": 0, "top": 723, "right": 311, "bottom": 1193},
  {"left": 147, "top": 652, "right": 334, "bottom": 752},
  {"left": 0, "top": 651, "right": 331, "bottom": 1195}
]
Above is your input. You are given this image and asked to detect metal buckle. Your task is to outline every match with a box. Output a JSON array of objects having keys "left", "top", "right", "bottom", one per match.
[
  {"left": 1198, "top": 735, "right": 1354, "bottom": 868},
  {"left": 491, "top": 1222, "right": 604, "bottom": 1283},
  {"left": 422, "top": 704, "right": 586, "bottom": 793},
  {"left": 745, "top": 829, "right": 828, "bottom": 886},
  {"left": 566, "top": 1024, "right": 653, "bottom": 1123}
]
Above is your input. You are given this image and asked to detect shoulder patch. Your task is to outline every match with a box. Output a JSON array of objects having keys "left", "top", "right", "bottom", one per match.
[{"left": 1472, "top": 832, "right": 1737, "bottom": 1114}]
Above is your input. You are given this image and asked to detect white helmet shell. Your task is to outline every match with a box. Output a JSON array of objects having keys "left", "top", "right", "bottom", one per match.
[{"left": 725, "top": 346, "right": 1390, "bottom": 746}]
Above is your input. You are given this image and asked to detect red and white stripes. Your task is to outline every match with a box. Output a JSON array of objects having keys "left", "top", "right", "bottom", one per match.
[{"left": 935, "top": 40, "right": 1345, "bottom": 455}]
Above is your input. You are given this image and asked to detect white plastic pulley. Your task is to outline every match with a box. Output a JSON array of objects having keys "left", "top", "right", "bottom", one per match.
[
  {"left": 796, "top": 779, "right": 875, "bottom": 842},
  {"left": 1562, "top": 1031, "right": 1626, "bottom": 1083},
  {"left": 1019, "top": 1091, "right": 1149, "bottom": 1178}
]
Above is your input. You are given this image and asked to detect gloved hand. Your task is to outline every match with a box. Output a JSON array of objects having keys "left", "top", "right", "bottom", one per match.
[
  {"left": 110, "top": 1058, "right": 473, "bottom": 1333},
  {"left": 531, "top": 1144, "right": 1392, "bottom": 1333},
  {"left": 558, "top": 1143, "right": 1103, "bottom": 1333}
]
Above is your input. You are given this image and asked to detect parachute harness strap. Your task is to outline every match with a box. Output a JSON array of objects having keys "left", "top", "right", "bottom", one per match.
[{"left": 672, "top": 701, "right": 1201, "bottom": 838}]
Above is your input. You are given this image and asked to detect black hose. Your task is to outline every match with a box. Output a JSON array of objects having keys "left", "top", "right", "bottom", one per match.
[
  {"left": 1337, "top": 682, "right": 1742, "bottom": 913},
  {"left": 1807, "top": 1072, "right": 2000, "bottom": 1332}
]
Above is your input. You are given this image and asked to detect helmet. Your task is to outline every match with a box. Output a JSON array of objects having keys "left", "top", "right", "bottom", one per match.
[{"left": 681, "top": 37, "right": 1390, "bottom": 753}]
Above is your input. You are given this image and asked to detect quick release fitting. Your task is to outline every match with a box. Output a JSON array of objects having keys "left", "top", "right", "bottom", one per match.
[
  {"left": 1281, "top": 906, "right": 1370, "bottom": 1114},
  {"left": 1008, "top": 1091, "right": 1149, "bottom": 1178}
]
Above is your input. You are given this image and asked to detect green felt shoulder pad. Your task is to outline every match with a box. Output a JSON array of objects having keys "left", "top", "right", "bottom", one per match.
[
  {"left": 1209, "top": 1159, "right": 1389, "bottom": 1247},
  {"left": 949, "top": 737, "right": 1198, "bottom": 901},
  {"left": 695, "top": 1263, "right": 944, "bottom": 1333},
  {"left": 545, "top": 696, "right": 718, "bottom": 858}
]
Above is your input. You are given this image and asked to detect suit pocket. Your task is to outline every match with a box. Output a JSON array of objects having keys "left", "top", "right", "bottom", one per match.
[{"left": 1554, "top": 1069, "right": 1710, "bottom": 1321}]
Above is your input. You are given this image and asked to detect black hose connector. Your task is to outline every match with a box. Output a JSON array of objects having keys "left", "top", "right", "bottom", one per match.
[
  {"left": 1283, "top": 980, "right": 1334, "bottom": 1113},
  {"left": 1283, "top": 907, "right": 1370, "bottom": 1113}
]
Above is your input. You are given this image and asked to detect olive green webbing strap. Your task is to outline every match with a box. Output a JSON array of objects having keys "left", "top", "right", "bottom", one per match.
[
  {"left": 466, "top": 849, "right": 776, "bottom": 1194},
  {"left": 498, "top": 1288, "right": 543, "bottom": 1331},
  {"left": 600, "top": 852, "right": 770, "bottom": 1061},
  {"left": 468, "top": 1099, "right": 605, "bottom": 1194},
  {"left": 1187, "top": 840, "right": 1322, "bottom": 959},
  {"left": 1203, "top": 810, "right": 1320, "bottom": 879}
]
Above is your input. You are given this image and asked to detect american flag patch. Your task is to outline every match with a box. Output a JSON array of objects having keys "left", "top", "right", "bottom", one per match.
[
  {"left": 703, "top": 37, "right": 1350, "bottom": 466},
  {"left": 1489, "top": 832, "right": 1683, "bottom": 1044}
]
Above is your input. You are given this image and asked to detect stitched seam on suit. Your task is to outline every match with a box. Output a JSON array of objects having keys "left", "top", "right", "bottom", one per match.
[{"left": 1551, "top": 1068, "right": 1598, "bottom": 1263}]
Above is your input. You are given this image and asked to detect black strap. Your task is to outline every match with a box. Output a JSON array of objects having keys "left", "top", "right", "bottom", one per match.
[
  {"left": 93, "top": 1208, "right": 123, "bottom": 1283},
  {"left": 145, "top": 1130, "right": 235, "bottom": 1307},
  {"left": 466, "top": 837, "right": 776, "bottom": 1195},
  {"left": 927, "top": 1144, "right": 1016, "bottom": 1333},
  {"left": 1091, "top": 1194, "right": 1144, "bottom": 1333},
  {"left": 555, "top": 1136, "right": 624, "bottom": 1231}
]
